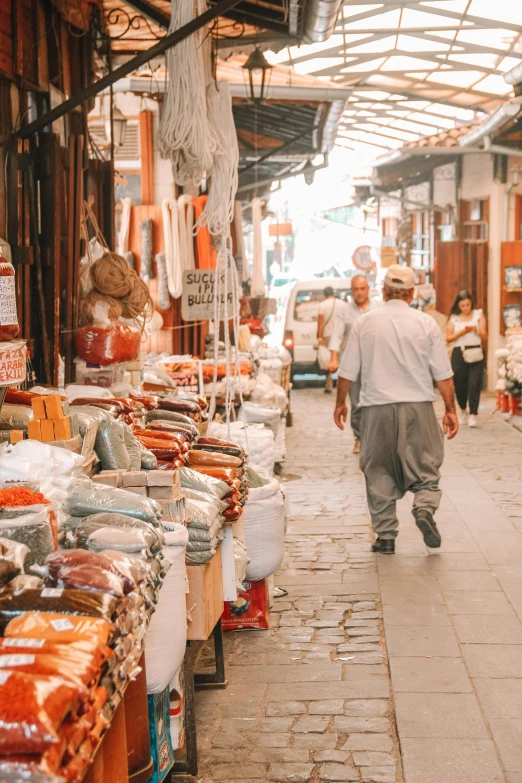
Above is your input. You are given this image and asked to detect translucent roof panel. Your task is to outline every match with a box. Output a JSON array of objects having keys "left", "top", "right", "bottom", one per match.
[{"left": 266, "top": 0, "right": 521, "bottom": 156}]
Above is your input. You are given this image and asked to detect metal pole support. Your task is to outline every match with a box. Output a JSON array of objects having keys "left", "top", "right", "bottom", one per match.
[{"left": 194, "top": 619, "right": 228, "bottom": 690}]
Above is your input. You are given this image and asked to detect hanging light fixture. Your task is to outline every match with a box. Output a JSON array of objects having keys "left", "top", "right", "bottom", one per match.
[
  {"left": 303, "top": 160, "right": 316, "bottom": 186},
  {"left": 105, "top": 106, "right": 128, "bottom": 149},
  {"left": 242, "top": 47, "right": 273, "bottom": 105}
]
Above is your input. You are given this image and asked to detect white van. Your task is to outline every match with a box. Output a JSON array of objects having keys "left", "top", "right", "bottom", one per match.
[{"left": 283, "top": 278, "right": 352, "bottom": 376}]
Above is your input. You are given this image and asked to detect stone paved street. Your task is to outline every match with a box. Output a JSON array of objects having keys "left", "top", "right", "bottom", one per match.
[{"left": 195, "top": 386, "right": 522, "bottom": 782}]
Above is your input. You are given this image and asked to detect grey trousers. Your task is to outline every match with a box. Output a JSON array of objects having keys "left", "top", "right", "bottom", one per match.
[
  {"left": 349, "top": 377, "right": 362, "bottom": 441},
  {"left": 359, "top": 402, "right": 444, "bottom": 539}
]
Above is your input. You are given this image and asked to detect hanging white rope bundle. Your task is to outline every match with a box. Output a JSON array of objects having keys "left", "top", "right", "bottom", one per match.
[
  {"left": 207, "top": 233, "right": 246, "bottom": 438},
  {"left": 157, "top": 0, "right": 220, "bottom": 186},
  {"left": 196, "top": 81, "right": 239, "bottom": 236},
  {"left": 251, "top": 196, "right": 265, "bottom": 296},
  {"left": 117, "top": 197, "right": 132, "bottom": 256},
  {"left": 161, "top": 198, "right": 182, "bottom": 299},
  {"left": 234, "top": 201, "right": 249, "bottom": 283},
  {"left": 178, "top": 194, "right": 196, "bottom": 271}
]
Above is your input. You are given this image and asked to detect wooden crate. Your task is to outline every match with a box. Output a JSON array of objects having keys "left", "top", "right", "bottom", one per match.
[{"left": 186, "top": 547, "right": 224, "bottom": 641}]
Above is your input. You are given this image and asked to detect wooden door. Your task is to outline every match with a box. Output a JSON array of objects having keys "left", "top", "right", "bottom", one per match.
[
  {"left": 464, "top": 241, "right": 488, "bottom": 319},
  {"left": 434, "top": 240, "right": 464, "bottom": 316},
  {"left": 434, "top": 239, "right": 488, "bottom": 319}
]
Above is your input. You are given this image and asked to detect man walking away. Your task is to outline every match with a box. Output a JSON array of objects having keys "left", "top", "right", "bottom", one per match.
[
  {"left": 317, "top": 287, "right": 343, "bottom": 394},
  {"left": 333, "top": 265, "right": 458, "bottom": 554},
  {"left": 327, "top": 275, "right": 380, "bottom": 453}
]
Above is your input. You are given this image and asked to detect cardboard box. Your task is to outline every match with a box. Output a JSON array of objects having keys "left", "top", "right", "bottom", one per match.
[
  {"left": 70, "top": 414, "right": 79, "bottom": 438},
  {"left": 147, "top": 485, "right": 174, "bottom": 500},
  {"left": 147, "top": 470, "right": 180, "bottom": 491},
  {"left": 93, "top": 471, "right": 120, "bottom": 487},
  {"left": 53, "top": 416, "right": 71, "bottom": 441},
  {"left": 9, "top": 430, "right": 24, "bottom": 444},
  {"left": 40, "top": 419, "right": 55, "bottom": 442},
  {"left": 27, "top": 420, "right": 42, "bottom": 441},
  {"left": 44, "top": 394, "right": 67, "bottom": 419},
  {"left": 127, "top": 486, "right": 147, "bottom": 496},
  {"left": 52, "top": 435, "right": 82, "bottom": 454},
  {"left": 122, "top": 471, "right": 147, "bottom": 488},
  {"left": 156, "top": 499, "right": 173, "bottom": 522},
  {"left": 31, "top": 397, "right": 46, "bottom": 420},
  {"left": 186, "top": 548, "right": 224, "bottom": 641}
]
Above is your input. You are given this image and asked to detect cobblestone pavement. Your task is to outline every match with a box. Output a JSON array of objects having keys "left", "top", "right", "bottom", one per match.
[{"left": 195, "top": 387, "right": 522, "bottom": 782}]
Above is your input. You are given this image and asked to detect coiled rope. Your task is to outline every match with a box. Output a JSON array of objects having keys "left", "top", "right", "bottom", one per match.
[
  {"left": 251, "top": 197, "right": 265, "bottom": 296},
  {"left": 157, "top": 0, "right": 220, "bottom": 186},
  {"left": 196, "top": 81, "right": 239, "bottom": 237},
  {"left": 89, "top": 252, "right": 154, "bottom": 329}
]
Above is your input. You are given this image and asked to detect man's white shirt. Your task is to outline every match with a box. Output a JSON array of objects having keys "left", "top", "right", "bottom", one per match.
[{"left": 338, "top": 300, "right": 453, "bottom": 407}]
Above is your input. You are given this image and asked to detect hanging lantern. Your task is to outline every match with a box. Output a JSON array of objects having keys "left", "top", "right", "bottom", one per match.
[
  {"left": 242, "top": 48, "right": 273, "bottom": 104},
  {"left": 105, "top": 107, "right": 127, "bottom": 149},
  {"left": 302, "top": 160, "right": 316, "bottom": 186}
]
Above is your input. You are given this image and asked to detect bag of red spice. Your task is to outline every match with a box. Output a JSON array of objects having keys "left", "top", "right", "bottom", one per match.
[{"left": 0, "top": 670, "right": 84, "bottom": 754}]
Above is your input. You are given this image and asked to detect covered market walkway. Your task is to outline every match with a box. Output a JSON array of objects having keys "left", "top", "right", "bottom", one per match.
[{"left": 196, "top": 387, "right": 522, "bottom": 783}]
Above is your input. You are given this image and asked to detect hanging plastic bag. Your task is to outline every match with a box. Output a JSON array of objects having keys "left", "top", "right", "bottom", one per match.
[
  {"left": 74, "top": 322, "right": 141, "bottom": 366},
  {"left": 317, "top": 344, "right": 330, "bottom": 371},
  {"left": 222, "top": 579, "right": 269, "bottom": 631}
]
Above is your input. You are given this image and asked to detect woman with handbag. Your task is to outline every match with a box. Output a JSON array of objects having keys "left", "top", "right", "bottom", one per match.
[{"left": 445, "top": 289, "right": 487, "bottom": 428}]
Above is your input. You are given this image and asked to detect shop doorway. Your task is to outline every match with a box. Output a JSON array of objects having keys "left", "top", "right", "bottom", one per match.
[
  {"left": 434, "top": 240, "right": 488, "bottom": 320},
  {"left": 434, "top": 197, "right": 489, "bottom": 321}
]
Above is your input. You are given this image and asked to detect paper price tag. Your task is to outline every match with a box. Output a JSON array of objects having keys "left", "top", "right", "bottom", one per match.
[
  {"left": 50, "top": 618, "right": 74, "bottom": 632},
  {"left": 1, "top": 638, "right": 45, "bottom": 649},
  {"left": 41, "top": 587, "right": 64, "bottom": 598},
  {"left": 0, "top": 654, "right": 35, "bottom": 667}
]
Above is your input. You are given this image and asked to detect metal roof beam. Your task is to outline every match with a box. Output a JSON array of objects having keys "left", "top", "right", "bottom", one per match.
[
  {"left": 413, "top": 31, "right": 522, "bottom": 59},
  {"left": 220, "top": 7, "right": 288, "bottom": 33},
  {"left": 332, "top": 74, "right": 501, "bottom": 101},
  {"left": 16, "top": 0, "right": 242, "bottom": 138},
  {"left": 337, "top": 133, "right": 390, "bottom": 149},
  {"left": 297, "top": 49, "right": 501, "bottom": 75},
  {"left": 409, "top": 2, "right": 522, "bottom": 35},
  {"left": 122, "top": 0, "right": 169, "bottom": 28},
  {"left": 343, "top": 94, "right": 484, "bottom": 122},
  {"left": 335, "top": 23, "right": 489, "bottom": 33}
]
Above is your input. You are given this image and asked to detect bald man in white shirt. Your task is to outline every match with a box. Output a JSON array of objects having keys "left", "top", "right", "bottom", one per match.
[{"left": 333, "top": 265, "right": 459, "bottom": 555}]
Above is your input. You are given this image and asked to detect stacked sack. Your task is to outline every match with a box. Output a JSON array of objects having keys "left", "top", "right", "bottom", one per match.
[
  {"left": 243, "top": 467, "right": 286, "bottom": 581},
  {"left": 132, "top": 393, "right": 208, "bottom": 469},
  {"left": 186, "top": 438, "right": 248, "bottom": 523},
  {"left": 210, "top": 420, "right": 275, "bottom": 476},
  {"left": 499, "top": 336, "right": 522, "bottom": 394},
  {"left": 0, "top": 531, "right": 165, "bottom": 781},
  {"left": 180, "top": 466, "right": 244, "bottom": 566},
  {"left": 496, "top": 348, "right": 509, "bottom": 393},
  {"left": 0, "top": 441, "right": 85, "bottom": 559}
]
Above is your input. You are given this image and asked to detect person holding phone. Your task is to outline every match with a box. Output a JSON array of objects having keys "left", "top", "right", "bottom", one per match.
[{"left": 445, "top": 290, "right": 487, "bottom": 429}]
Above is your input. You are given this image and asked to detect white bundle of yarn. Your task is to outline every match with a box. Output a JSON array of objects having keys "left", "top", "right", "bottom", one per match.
[
  {"left": 161, "top": 199, "right": 182, "bottom": 298},
  {"left": 251, "top": 197, "right": 265, "bottom": 296},
  {"left": 197, "top": 81, "right": 239, "bottom": 236},
  {"left": 234, "top": 201, "right": 249, "bottom": 282},
  {"left": 157, "top": 0, "right": 219, "bottom": 185},
  {"left": 117, "top": 197, "right": 132, "bottom": 256},
  {"left": 178, "top": 194, "right": 195, "bottom": 270}
]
